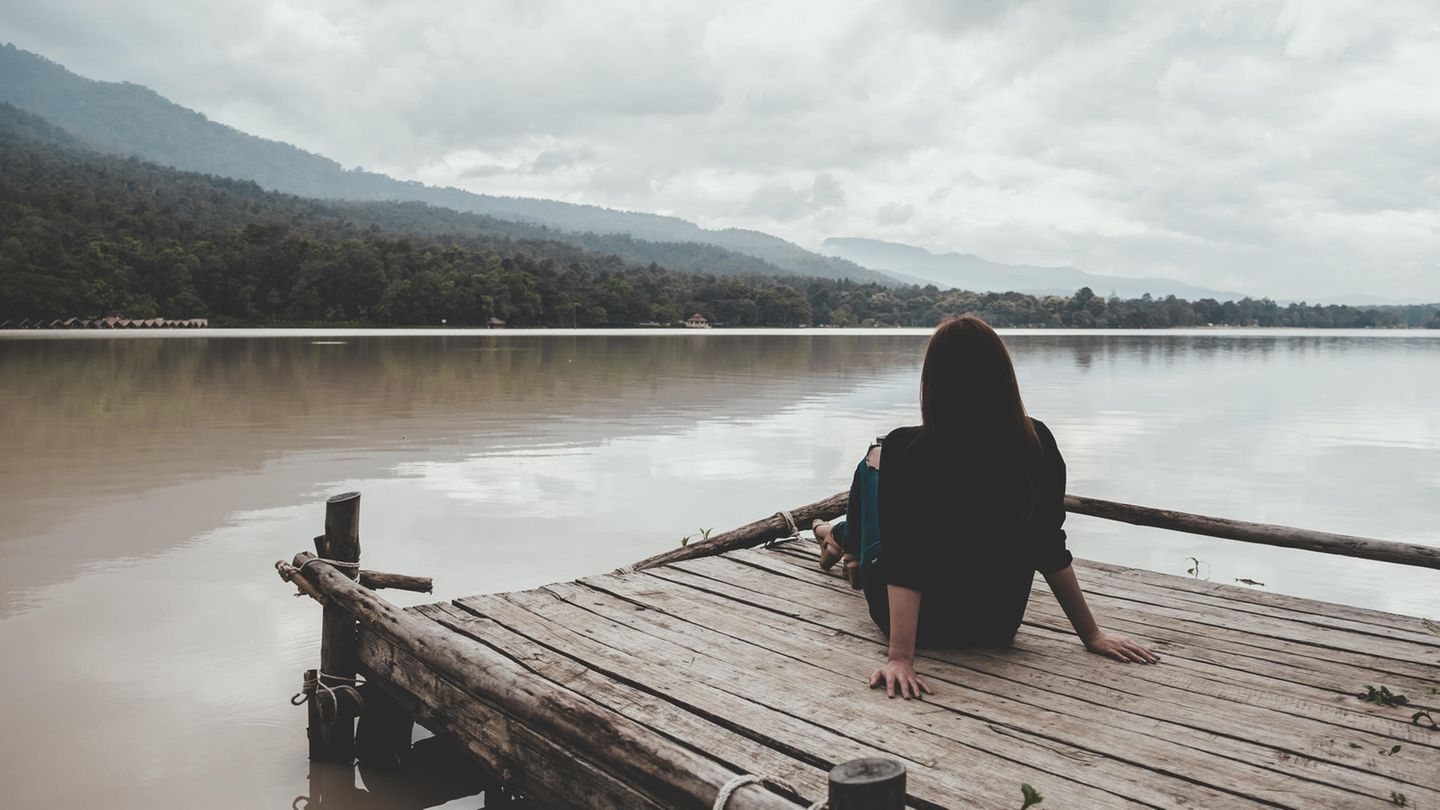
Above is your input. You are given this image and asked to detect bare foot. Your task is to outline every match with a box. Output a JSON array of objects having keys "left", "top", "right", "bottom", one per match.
[{"left": 812, "top": 520, "right": 843, "bottom": 570}]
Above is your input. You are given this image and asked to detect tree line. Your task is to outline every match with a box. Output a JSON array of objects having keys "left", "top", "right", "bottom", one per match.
[{"left": 1, "top": 103, "right": 1436, "bottom": 329}]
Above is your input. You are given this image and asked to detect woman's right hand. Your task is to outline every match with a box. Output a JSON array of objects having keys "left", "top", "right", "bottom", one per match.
[{"left": 869, "top": 658, "right": 933, "bottom": 700}]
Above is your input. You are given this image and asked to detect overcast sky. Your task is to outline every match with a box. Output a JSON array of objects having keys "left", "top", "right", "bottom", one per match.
[{"left": 4, "top": 0, "right": 1438, "bottom": 300}]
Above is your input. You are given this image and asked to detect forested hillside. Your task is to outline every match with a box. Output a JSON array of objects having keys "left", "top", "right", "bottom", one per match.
[
  {"left": 1, "top": 103, "right": 1435, "bottom": 329},
  {"left": 0, "top": 44, "right": 893, "bottom": 284}
]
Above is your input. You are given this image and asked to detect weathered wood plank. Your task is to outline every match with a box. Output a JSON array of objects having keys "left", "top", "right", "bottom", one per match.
[
  {"left": 1055, "top": 577, "right": 1438, "bottom": 665},
  {"left": 517, "top": 582, "right": 1326, "bottom": 809},
  {"left": 590, "top": 570, "right": 1439, "bottom": 804},
  {"left": 776, "top": 541, "right": 1440, "bottom": 646},
  {"left": 415, "top": 603, "right": 834, "bottom": 803},
  {"left": 357, "top": 627, "right": 667, "bottom": 809},
  {"left": 738, "top": 546, "right": 1440, "bottom": 688},
  {"left": 644, "top": 564, "right": 1440, "bottom": 750},
  {"left": 293, "top": 551, "right": 801, "bottom": 809},
  {"left": 455, "top": 589, "right": 1149, "bottom": 809},
  {"left": 1075, "top": 557, "right": 1439, "bottom": 630},
  {"left": 668, "top": 544, "right": 1434, "bottom": 778},
  {"left": 1070, "top": 559, "right": 1440, "bottom": 644}
]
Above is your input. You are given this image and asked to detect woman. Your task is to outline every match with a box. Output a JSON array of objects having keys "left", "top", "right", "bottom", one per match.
[{"left": 815, "top": 317, "right": 1158, "bottom": 700}]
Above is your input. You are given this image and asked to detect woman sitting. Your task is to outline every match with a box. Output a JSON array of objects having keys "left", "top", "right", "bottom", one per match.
[{"left": 814, "top": 316, "right": 1158, "bottom": 700}]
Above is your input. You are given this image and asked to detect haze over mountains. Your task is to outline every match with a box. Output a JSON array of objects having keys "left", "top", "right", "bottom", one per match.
[
  {"left": 0, "top": 43, "right": 1371, "bottom": 304},
  {"left": 0, "top": 45, "right": 899, "bottom": 286},
  {"left": 823, "top": 238, "right": 1246, "bottom": 301}
]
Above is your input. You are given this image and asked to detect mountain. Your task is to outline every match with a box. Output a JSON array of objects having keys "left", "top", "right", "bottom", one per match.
[
  {"left": 822, "top": 237, "right": 1247, "bottom": 301},
  {"left": 0, "top": 44, "right": 896, "bottom": 285},
  {"left": 6, "top": 100, "right": 1431, "bottom": 330},
  {"left": 0, "top": 101, "right": 828, "bottom": 326}
]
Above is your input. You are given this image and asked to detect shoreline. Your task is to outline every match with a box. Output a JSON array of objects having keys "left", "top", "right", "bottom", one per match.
[{"left": 3, "top": 325, "right": 1439, "bottom": 340}]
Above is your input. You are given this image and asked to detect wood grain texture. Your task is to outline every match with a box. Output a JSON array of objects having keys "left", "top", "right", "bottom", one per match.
[
  {"left": 287, "top": 501, "right": 1439, "bottom": 808},
  {"left": 293, "top": 550, "right": 802, "bottom": 809}
]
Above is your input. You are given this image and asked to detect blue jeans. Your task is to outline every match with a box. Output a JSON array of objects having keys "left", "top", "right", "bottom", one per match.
[{"left": 830, "top": 445, "right": 894, "bottom": 634}]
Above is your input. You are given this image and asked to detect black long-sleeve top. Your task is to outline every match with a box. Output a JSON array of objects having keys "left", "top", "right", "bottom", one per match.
[{"left": 876, "top": 418, "right": 1072, "bottom": 645}]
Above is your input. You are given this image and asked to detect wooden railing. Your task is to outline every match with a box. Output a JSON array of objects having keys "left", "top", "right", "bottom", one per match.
[{"left": 626, "top": 491, "right": 1440, "bottom": 572}]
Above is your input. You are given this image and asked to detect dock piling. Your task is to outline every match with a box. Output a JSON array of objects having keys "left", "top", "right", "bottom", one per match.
[
  {"left": 827, "top": 758, "right": 906, "bottom": 809},
  {"left": 311, "top": 491, "right": 363, "bottom": 761}
]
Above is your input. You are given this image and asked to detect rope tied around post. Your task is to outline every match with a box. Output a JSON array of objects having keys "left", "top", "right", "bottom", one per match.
[
  {"left": 711, "top": 773, "right": 824, "bottom": 810},
  {"left": 763, "top": 510, "right": 802, "bottom": 549},
  {"left": 290, "top": 670, "right": 366, "bottom": 723},
  {"left": 296, "top": 557, "right": 361, "bottom": 575}
]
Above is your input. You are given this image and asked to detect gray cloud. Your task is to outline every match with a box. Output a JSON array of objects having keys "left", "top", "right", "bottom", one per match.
[{"left": 2, "top": 0, "right": 1436, "bottom": 300}]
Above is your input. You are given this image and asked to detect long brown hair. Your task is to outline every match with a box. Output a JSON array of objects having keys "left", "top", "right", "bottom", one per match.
[{"left": 918, "top": 316, "right": 1042, "bottom": 524}]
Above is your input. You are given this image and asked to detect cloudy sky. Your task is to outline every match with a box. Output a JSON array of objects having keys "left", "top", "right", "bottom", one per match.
[{"left": 4, "top": 0, "right": 1438, "bottom": 300}]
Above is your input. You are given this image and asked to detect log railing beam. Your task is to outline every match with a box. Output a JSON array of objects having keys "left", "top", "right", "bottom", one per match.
[{"left": 627, "top": 490, "right": 1440, "bottom": 572}]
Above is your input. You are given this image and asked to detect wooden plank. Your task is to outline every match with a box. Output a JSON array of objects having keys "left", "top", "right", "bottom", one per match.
[
  {"left": 645, "top": 564, "right": 1440, "bottom": 751},
  {"left": 665, "top": 553, "right": 1440, "bottom": 795},
  {"left": 454, "top": 589, "right": 1149, "bottom": 809},
  {"left": 293, "top": 551, "right": 800, "bottom": 810},
  {"left": 775, "top": 541, "right": 1440, "bottom": 644},
  {"left": 743, "top": 548, "right": 1440, "bottom": 716},
  {"left": 523, "top": 580, "right": 1352, "bottom": 809},
  {"left": 1058, "top": 576, "right": 1438, "bottom": 665},
  {"left": 415, "top": 603, "right": 834, "bottom": 803},
  {"left": 1075, "top": 558, "right": 1440, "bottom": 638},
  {"left": 767, "top": 542, "right": 1438, "bottom": 661},
  {"left": 593, "top": 569, "right": 1439, "bottom": 804},
  {"left": 738, "top": 547, "right": 1440, "bottom": 693},
  {"left": 357, "top": 626, "right": 667, "bottom": 809}
]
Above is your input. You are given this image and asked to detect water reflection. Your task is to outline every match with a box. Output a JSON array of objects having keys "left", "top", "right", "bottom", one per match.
[{"left": 0, "top": 330, "right": 1436, "bottom": 809}]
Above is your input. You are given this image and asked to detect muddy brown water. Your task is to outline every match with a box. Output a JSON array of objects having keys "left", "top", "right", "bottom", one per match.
[{"left": 1, "top": 328, "right": 1436, "bottom": 809}]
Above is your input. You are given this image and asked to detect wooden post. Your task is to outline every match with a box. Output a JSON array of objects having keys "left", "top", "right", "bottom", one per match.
[
  {"left": 312, "top": 491, "right": 362, "bottom": 761},
  {"left": 828, "top": 758, "right": 905, "bottom": 809},
  {"left": 303, "top": 669, "right": 325, "bottom": 760}
]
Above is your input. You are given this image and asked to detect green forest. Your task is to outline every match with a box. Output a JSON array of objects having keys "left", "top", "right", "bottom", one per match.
[{"left": 1, "top": 103, "right": 1436, "bottom": 329}]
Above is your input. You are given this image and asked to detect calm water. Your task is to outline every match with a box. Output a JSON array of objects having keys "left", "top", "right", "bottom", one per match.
[{"left": 1, "top": 328, "right": 1436, "bottom": 809}]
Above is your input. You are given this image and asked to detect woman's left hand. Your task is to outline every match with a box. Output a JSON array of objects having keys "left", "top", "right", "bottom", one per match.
[{"left": 1085, "top": 632, "right": 1161, "bottom": 664}]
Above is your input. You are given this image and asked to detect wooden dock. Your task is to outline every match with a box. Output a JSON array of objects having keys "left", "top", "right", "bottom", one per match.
[{"left": 281, "top": 494, "right": 1440, "bottom": 809}]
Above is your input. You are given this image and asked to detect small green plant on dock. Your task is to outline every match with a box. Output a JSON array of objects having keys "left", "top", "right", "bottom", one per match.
[
  {"left": 1412, "top": 709, "right": 1436, "bottom": 728},
  {"left": 1378, "top": 744, "right": 1402, "bottom": 756},
  {"left": 1358, "top": 685, "right": 1409, "bottom": 707},
  {"left": 1234, "top": 577, "right": 1266, "bottom": 587},
  {"left": 1423, "top": 618, "right": 1439, "bottom": 635},
  {"left": 678, "top": 528, "right": 714, "bottom": 548},
  {"left": 1390, "top": 790, "right": 1408, "bottom": 806},
  {"left": 1020, "top": 783, "right": 1043, "bottom": 808}
]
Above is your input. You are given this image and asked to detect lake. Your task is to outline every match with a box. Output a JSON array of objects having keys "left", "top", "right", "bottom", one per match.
[{"left": 1, "top": 328, "right": 1436, "bottom": 809}]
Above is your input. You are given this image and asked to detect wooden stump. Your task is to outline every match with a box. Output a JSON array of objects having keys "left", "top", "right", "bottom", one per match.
[
  {"left": 828, "top": 757, "right": 905, "bottom": 810},
  {"left": 312, "top": 491, "right": 362, "bottom": 761}
]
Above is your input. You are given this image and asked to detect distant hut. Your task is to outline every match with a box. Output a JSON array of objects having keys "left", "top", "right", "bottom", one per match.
[
  {"left": 684, "top": 313, "right": 710, "bottom": 329},
  {"left": 487, "top": 317, "right": 506, "bottom": 329}
]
